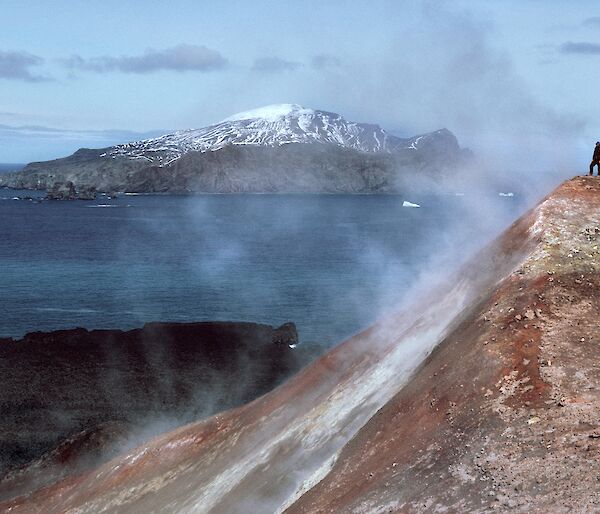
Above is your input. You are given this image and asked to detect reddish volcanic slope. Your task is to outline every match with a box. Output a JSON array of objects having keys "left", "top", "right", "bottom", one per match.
[
  {"left": 3, "top": 177, "right": 600, "bottom": 513},
  {"left": 289, "top": 177, "right": 600, "bottom": 513}
]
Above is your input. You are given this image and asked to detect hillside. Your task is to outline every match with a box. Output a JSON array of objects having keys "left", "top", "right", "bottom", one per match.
[
  {"left": 2, "top": 176, "right": 598, "bottom": 512},
  {"left": 0, "top": 105, "right": 466, "bottom": 194}
]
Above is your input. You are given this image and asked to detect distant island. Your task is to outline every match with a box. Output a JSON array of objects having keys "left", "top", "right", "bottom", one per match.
[{"left": 0, "top": 105, "right": 469, "bottom": 194}]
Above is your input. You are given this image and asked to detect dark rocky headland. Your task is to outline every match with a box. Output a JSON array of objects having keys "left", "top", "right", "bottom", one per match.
[
  {"left": 0, "top": 321, "right": 304, "bottom": 498},
  {"left": 45, "top": 180, "right": 97, "bottom": 200}
]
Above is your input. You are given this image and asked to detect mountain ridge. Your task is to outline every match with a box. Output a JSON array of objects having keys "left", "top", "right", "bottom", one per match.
[{"left": 102, "top": 104, "right": 450, "bottom": 166}]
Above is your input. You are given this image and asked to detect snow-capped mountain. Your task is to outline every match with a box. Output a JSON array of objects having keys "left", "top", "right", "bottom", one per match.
[
  {"left": 2, "top": 105, "right": 465, "bottom": 194},
  {"left": 102, "top": 104, "right": 431, "bottom": 167}
]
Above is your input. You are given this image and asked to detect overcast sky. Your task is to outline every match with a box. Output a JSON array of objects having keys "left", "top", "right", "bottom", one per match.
[{"left": 2, "top": 0, "right": 599, "bottom": 167}]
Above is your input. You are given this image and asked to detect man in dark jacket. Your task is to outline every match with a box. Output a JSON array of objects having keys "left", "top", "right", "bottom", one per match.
[{"left": 590, "top": 142, "right": 600, "bottom": 176}]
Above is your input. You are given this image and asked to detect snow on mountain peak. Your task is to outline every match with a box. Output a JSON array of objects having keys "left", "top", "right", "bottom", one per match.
[
  {"left": 102, "top": 105, "right": 446, "bottom": 167},
  {"left": 223, "top": 104, "right": 314, "bottom": 122}
]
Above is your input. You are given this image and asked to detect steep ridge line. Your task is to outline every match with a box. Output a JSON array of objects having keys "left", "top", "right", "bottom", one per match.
[
  {"left": 287, "top": 176, "right": 600, "bottom": 512},
  {"left": 3, "top": 177, "right": 596, "bottom": 513}
]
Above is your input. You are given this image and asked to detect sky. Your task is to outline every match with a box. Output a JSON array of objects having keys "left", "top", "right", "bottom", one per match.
[{"left": 1, "top": 0, "right": 600, "bottom": 169}]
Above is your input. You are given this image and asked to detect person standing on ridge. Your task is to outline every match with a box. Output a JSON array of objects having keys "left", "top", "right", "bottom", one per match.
[{"left": 590, "top": 142, "right": 600, "bottom": 176}]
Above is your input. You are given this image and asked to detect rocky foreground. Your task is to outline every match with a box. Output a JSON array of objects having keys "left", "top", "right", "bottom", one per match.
[
  {"left": 0, "top": 321, "right": 302, "bottom": 501},
  {"left": 290, "top": 177, "right": 600, "bottom": 512},
  {"left": 2, "top": 177, "right": 599, "bottom": 513}
]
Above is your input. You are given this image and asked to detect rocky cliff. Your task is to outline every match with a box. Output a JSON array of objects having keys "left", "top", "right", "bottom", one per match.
[
  {"left": 0, "top": 321, "right": 302, "bottom": 500},
  {"left": 2, "top": 177, "right": 599, "bottom": 513}
]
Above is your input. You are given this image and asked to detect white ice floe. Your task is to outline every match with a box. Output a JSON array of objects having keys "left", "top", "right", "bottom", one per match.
[{"left": 402, "top": 200, "right": 421, "bottom": 208}]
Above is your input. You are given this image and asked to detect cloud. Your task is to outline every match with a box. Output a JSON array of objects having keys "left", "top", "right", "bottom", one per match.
[
  {"left": 65, "top": 44, "right": 227, "bottom": 74},
  {"left": 311, "top": 54, "right": 341, "bottom": 70},
  {"left": 559, "top": 41, "right": 600, "bottom": 54},
  {"left": 583, "top": 17, "right": 600, "bottom": 26},
  {"left": 0, "top": 123, "right": 171, "bottom": 162},
  {"left": 0, "top": 50, "right": 47, "bottom": 82},
  {"left": 301, "top": 2, "right": 585, "bottom": 195},
  {"left": 251, "top": 57, "right": 301, "bottom": 73},
  {"left": 0, "top": 123, "right": 167, "bottom": 141}
]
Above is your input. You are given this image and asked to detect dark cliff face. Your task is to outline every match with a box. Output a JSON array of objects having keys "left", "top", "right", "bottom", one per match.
[
  {"left": 0, "top": 131, "right": 465, "bottom": 193},
  {"left": 127, "top": 144, "right": 402, "bottom": 193},
  {"left": 0, "top": 321, "right": 302, "bottom": 496},
  {"left": 0, "top": 148, "right": 147, "bottom": 192}
]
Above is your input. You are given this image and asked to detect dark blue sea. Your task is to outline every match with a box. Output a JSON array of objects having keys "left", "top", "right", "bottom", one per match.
[{"left": 0, "top": 188, "right": 522, "bottom": 346}]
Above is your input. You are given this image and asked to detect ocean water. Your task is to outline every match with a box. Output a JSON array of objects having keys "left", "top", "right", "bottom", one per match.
[{"left": 0, "top": 188, "right": 521, "bottom": 346}]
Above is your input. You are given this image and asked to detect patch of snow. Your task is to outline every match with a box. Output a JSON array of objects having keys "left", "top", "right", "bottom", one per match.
[
  {"left": 223, "top": 104, "right": 314, "bottom": 122},
  {"left": 407, "top": 135, "right": 424, "bottom": 150}
]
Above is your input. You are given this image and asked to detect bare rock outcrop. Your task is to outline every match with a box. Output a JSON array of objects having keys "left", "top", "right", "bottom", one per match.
[{"left": 0, "top": 321, "right": 302, "bottom": 500}]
